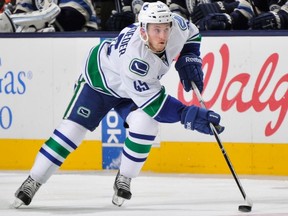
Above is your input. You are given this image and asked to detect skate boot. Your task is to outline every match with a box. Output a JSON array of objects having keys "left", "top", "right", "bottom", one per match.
[
  {"left": 112, "top": 171, "right": 132, "bottom": 207},
  {"left": 13, "top": 176, "right": 42, "bottom": 208}
]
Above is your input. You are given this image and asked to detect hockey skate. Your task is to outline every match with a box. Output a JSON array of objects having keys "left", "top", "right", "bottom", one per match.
[
  {"left": 112, "top": 171, "right": 132, "bottom": 207},
  {"left": 13, "top": 176, "right": 41, "bottom": 208}
]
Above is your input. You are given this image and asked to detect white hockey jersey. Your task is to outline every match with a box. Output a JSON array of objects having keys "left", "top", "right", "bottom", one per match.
[{"left": 84, "top": 14, "right": 201, "bottom": 123}]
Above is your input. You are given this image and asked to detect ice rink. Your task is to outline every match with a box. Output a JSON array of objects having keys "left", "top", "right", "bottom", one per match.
[{"left": 1, "top": 171, "right": 288, "bottom": 216}]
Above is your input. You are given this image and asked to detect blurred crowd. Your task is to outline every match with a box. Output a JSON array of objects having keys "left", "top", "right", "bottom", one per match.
[{"left": 0, "top": 0, "right": 288, "bottom": 32}]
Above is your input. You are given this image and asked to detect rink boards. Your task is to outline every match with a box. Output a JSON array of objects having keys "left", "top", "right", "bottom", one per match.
[{"left": 0, "top": 32, "right": 287, "bottom": 175}]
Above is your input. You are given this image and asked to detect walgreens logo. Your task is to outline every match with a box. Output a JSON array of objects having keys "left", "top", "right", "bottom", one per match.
[
  {"left": 178, "top": 44, "right": 288, "bottom": 137},
  {"left": 0, "top": 58, "right": 32, "bottom": 129}
]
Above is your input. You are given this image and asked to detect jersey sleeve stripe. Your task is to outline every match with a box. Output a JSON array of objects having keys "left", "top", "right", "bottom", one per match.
[{"left": 142, "top": 88, "right": 168, "bottom": 118}]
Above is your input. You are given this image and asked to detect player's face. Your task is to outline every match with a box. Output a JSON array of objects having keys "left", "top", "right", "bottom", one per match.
[{"left": 147, "top": 23, "right": 171, "bottom": 53}]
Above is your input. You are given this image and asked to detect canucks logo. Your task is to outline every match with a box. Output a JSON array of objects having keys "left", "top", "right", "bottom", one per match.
[
  {"left": 77, "top": 106, "right": 91, "bottom": 118},
  {"left": 129, "top": 59, "right": 149, "bottom": 76}
]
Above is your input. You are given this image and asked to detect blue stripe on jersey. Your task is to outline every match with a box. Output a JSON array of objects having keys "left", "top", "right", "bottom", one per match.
[
  {"left": 90, "top": 15, "right": 97, "bottom": 22},
  {"left": 54, "top": 129, "right": 77, "bottom": 150},
  {"left": 122, "top": 149, "right": 147, "bottom": 162},
  {"left": 40, "top": 148, "right": 62, "bottom": 166},
  {"left": 140, "top": 88, "right": 163, "bottom": 109},
  {"left": 60, "top": 0, "right": 93, "bottom": 16},
  {"left": 154, "top": 95, "right": 185, "bottom": 123},
  {"left": 19, "top": 2, "right": 35, "bottom": 10},
  {"left": 180, "top": 42, "right": 200, "bottom": 56},
  {"left": 129, "top": 132, "right": 155, "bottom": 141}
]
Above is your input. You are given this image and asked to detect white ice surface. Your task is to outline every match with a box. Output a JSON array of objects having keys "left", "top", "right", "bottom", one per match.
[{"left": 1, "top": 171, "right": 288, "bottom": 216}]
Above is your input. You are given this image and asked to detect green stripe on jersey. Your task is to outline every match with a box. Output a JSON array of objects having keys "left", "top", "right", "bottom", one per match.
[
  {"left": 87, "top": 44, "right": 111, "bottom": 95},
  {"left": 143, "top": 88, "right": 167, "bottom": 118},
  {"left": 125, "top": 138, "right": 152, "bottom": 154},
  {"left": 63, "top": 77, "right": 85, "bottom": 118},
  {"left": 188, "top": 34, "right": 201, "bottom": 43},
  {"left": 45, "top": 138, "right": 70, "bottom": 158}
]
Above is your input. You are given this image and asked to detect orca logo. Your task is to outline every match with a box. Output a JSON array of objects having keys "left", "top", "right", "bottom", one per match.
[
  {"left": 143, "top": 4, "right": 148, "bottom": 10},
  {"left": 129, "top": 59, "right": 149, "bottom": 76},
  {"left": 77, "top": 106, "right": 91, "bottom": 118},
  {"left": 173, "top": 14, "right": 187, "bottom": 31}
]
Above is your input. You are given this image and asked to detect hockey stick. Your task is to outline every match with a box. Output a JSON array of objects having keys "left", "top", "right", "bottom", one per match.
[
  {"left": 191, "top": 81, "right": 253, "bottom": 212},
  {"left": 114, "top": 0, "right": 122, "bottom": 13}
]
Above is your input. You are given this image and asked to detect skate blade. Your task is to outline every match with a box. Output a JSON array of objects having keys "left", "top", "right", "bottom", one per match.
[
  {"left": 112, "top": 194, "right": 125, "bottom": 207},
  {"left": 13, "top": 198, "right": 24, "bottom": 208}
]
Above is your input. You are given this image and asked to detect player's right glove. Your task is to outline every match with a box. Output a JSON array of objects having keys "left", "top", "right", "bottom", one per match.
[
  {"left": 249, "top": 4, "right": 288, "bottom": 30},
  {"left": 175, "top": 53, "right": 204, "bottom": 93},
  {"left": 181, "top": 105, "right": 224, "bottom": 135}
]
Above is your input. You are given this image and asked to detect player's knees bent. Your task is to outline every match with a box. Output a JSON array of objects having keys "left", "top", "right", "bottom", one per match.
[{"left": 126, "top": 109, "right": 159, "bottom": 136}]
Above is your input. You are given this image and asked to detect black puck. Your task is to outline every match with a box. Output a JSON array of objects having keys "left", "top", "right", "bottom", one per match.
[{"left": 238, "top": 205, "right": 252, "bottom": 212}]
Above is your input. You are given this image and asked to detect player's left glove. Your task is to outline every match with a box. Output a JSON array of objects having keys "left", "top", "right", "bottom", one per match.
[
  {"left": 181, "top": 105, "right": 224, "bottom": 135},
  {"left": 175, "top": 53, "right": 204, "bottom": 93}
]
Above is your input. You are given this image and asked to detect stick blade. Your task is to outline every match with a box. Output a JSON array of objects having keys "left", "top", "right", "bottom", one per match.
[
  {"left": 238, "top": 205, "right": 252, "bottom": 212},
  {"left": 238, "top": 197, "right": 253, "bottom": 212}
]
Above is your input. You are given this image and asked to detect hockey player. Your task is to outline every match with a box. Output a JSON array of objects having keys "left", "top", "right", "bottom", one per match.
[{"left": 13, "top": 1, "right": 224, "bottom": 208}]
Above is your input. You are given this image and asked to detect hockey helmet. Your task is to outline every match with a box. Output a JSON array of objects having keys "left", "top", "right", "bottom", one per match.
[{"left": 138, "top": 1, "right": 172, "bottom": 27}]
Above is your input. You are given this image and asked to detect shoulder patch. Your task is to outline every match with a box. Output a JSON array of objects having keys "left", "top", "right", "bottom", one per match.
[
  {"left": 129, "top": 59, "right": 150, "bottom": 76},
  {"left": 173, "top": 14, "right": 188, "bottom": 31}
]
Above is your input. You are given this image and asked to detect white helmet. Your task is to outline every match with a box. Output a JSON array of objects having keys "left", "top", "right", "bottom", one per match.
[{"left": 138, "top": 1, "right": 173, "bottom": 26}]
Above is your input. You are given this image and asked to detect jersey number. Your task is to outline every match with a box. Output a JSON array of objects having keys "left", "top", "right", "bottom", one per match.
[{"left": 133, "top": 80, "right": 149, "bottom": 92}]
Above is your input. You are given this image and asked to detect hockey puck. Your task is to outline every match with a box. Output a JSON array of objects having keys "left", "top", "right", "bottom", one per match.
[{"left": 238, "top": 205, "right": 252, "bottom": 212}]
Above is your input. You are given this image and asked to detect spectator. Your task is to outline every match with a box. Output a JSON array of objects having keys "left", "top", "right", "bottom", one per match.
[
  {"left": 0, "top": 2, "right": 60, "bottom": 32},
  {"left": 0, "top": 0, "right": 12, "bottom": 13},
  {"left": 14, "top": 0, "right": 98, "bottom": 31},
  {"left": 249, "top": 1, "right": 288, "bottom": 29},
  {"left": 189, "top": 0, "right": 288, "bottom": 30},
  {"left": 105, "top": 0, "right": 144, "bottom": 31},
  {"left": 104, "top": 0, "right": 166, "bottom": 31}
]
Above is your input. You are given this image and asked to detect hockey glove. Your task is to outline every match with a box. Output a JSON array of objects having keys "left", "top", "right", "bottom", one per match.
[
  {"left": 191, "top": 1, "right": 239, "bottom": 24},
  {"left": 249, "top": 4, "right": 288, "bottom": 30},
  {"left": 105, "top": 11, "right": 135, "bottom": 31},
  {"left": 197, "top": 13, "right": 232, "bottom": 30},
  {"left": 181, "top": 105, "right": 224, "bottom": 135},
  {"left": 175, "top": 53, "right": 204, "bottom": 93},
  {"left": 249, "top": 12, "right": 280, "bottom": 29},
  {"left": 169, "top": 3, "right": 190, "bottom": 20}
]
